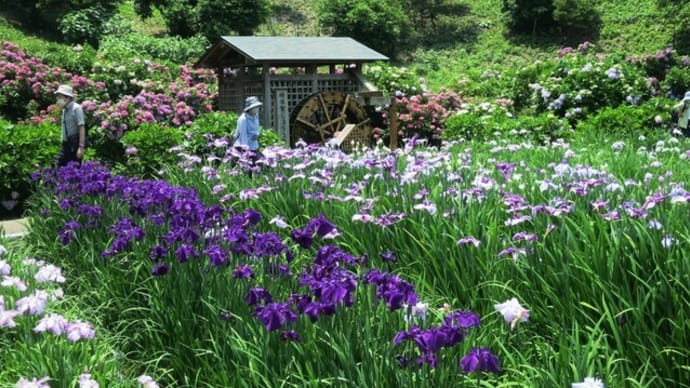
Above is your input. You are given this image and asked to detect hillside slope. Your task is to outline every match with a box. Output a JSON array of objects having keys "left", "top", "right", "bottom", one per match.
[{"left": 258, "top": 0, "right": 674, "bottom": 91}]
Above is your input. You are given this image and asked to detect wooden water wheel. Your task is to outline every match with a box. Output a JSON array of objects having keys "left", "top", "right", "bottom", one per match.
[{"left": 290, "top": 91, "right": 372, "bottom": 150}]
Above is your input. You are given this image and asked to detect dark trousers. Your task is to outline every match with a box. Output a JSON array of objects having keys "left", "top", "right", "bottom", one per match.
[{"left": 57, "top": 140, "right": 82, "bottom": 167}]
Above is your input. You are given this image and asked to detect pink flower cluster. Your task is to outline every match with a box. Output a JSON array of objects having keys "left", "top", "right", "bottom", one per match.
[
  {"left": 384, "top": 91, "right": 464, "bottom": 142},
  {"left": 1, "top": 41, "right": 218, "bottom": 138}
]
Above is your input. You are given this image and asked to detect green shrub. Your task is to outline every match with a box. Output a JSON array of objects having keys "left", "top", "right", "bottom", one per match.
[
  {"left": 442, "top": 111, "right": 494, "bottom": 141},
  {"left": 661, "top": 65, "right": 690, "bottom": 97},
  {"left": 119, "top": 123, "right": 185, "bottom": 177},
  {"left": 0, "top": 120, "right": 59, "bottom": 215},
  {"left": 552, "top": 0, "right": 601, "bottom": 40},
  {"left": 364, "top": 63, "right": 424, "bottom": 97},
  {"left": 316, "top": 0, "right": 409, "bottom": 58},
  {"left": 502, "top": 0, "right": 556, "bottom": 35},
  {"left": 58, "top": 5, "right": 120, "bottom": 47},
  {"left": 0, "top": 0, "right": 119, "bottom": 40},
  {"left": 98, "top": 32, "right": 209, "bottom": 65},
  {"left": 259, "top": 128, "right": 286, "bottom": 147},
  {"left": 509, "top": 51, "right": 652, "bottom": 120},
  {"left": 183, "top": 111, "right": 239, "bottom": 156},
  {"left": 574, "top": 97, "right": 669, "bottom": 138},
  {"left": 443, "top": 107, "right": 569, "bottom": 143}
]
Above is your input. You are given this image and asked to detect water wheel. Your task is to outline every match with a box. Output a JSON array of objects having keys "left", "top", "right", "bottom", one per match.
[{"left": 290, "top": 91, "right": 372, "bottom": 150}]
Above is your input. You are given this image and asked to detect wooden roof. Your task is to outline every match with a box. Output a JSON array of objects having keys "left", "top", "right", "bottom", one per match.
[{"left": 194, "top": 36, "right": 389, "bottom": 68}]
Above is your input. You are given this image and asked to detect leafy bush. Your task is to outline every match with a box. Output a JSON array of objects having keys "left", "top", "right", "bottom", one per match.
[
  {"left": 182, "top": 111, "right": 238, "bottom": 157},
  {"left": 661, "top": 65, "right": 690, "bottom": 97},
  {"left": 0, "top": 0, "right": 119, "bottom": 40},
  {"left": 574, "top": 97, "right": 669, "bottom": 138},
  {"left": 626, "top": 47, "right": 680, "bottom": 81},
  {"left": 316, "top": 0, "right": 409, "bottom": 58},
  {"left": 119, "top": 123, "right": 185, "bottom": 177},
  {"left": 133, "top": 0, "right": 270, "bottom": 41},
  {"left": 443, "top": 105, "right": 512, "bottom": 141},
  {"left": 509, "top": 48, "right": 652, "bottom": 121},
  {"left": 260, "top": 128, "right": 286, "bottom": 147},
  {"left": 0, "top": 20, "right": 97, "bottom": 75},
  {"left": 552, "top": 0, "right": 601, "bottom": 39},
  {"left": 98, "top": 32, "right": 209, "bottom": 65},
  {"left": 502, "top": 0, "right": 556, "bottom": 34},
  {"left": 443, "top": 105, "right": 569, "bottom": 143},
  {"left": 0, "top": 120, "right": 59, "bottom": 216},
  {"left": 58, "top": 5, "right": 119, "bottom": 47},
  {"left": 364, "top": 62, "right": 424, "bottom": 97}
]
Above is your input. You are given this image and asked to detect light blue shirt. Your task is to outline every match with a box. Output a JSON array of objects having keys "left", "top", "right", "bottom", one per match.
[{"left": 234, "top": 111, "right": 260, "bottom": 150}]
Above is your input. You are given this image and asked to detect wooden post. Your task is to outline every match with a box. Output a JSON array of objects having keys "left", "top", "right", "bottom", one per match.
[
  {"left": 263, "top": 64, "right": 271, "bottom": 128},
  {"left": 389, "top": 96, "right": 398, "bottom": 150}
]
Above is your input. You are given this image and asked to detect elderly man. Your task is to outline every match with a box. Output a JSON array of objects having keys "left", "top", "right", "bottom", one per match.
[{"left": 55, "top": 84, "right": 86, "bottom": 167}]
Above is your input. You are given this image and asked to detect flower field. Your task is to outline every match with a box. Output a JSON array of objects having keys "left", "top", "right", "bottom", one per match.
[{"left": 3, "top": 132, "right": 690, "bottom": 387}]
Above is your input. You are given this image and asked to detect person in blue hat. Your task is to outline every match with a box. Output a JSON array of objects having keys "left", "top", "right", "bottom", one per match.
[
  {"left": 672, "top": 91, "right": 690, "bottom": 137},
  {"left": 54, "top": 84, "right": 87, "bottom": 166},
  {"left": 234, "top": 96, "right": 263, "bottom": 151}
]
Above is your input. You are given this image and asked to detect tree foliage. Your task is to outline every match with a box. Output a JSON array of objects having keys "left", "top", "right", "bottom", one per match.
[
  {"left": 502, "top": 0, "right": 556, "bottom": 35},
  {"left": 132, "top": 0, "right": 270, "bottom": 42},
  {"left": 502, "top": 0, "right": 600, "bottom": 40},
  {"left": 657, "top": 0, "right": 690, "bottom": 54},
  {"left": 553, "top": 0, "right": 601, "bottom": 39},
  {"left": 316, "top": 0, "right": 409, "bottom": 58},
  {"left": 0, "top": 0, "right": 119, "bottom": 40}
]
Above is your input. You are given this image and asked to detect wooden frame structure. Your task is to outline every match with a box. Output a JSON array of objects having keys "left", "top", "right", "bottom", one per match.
[{"left": 194, "top": 36, "right": 388, "bottom": 144}]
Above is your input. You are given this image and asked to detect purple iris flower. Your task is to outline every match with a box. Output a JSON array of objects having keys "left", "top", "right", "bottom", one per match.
[
  {"left": 302, "top": 301, "right": 337, "bottom": 322},
  {"left": 149, "top": 245, "right": 167, "bottom": 260},
  {"left": 244, "top": 209, "right": 262, "bottom": 225},
  {"left": 175, "top": 244, "right": 199, "bottom": 263},
  {"left": 246, "top": 287, "right": 272, "bottom": 306},
  {"left": 291, "top": 227, "right": 314, "bottom": 249},
  {"left": 280, "top": 329, "right": 302, "bottom": 342},
  {"left": 252, "top": 232, "right": 287, "bottom": 257},
  {"left": 151, "top": 263, "right": 169, "bottom": 276},
  {"left": 309, "top": 213, "right": 336, "bottom": 237},
  {"left": 232, "top": 265, "right": 254, "bottom": 279},
  {"left": 253, "top": 302, "right": 297, "bottom": 331},
  {"left": 287, "top": 293, "right": 311, "bottom": 313},
  {"left": 460, "top": 348, "right": 500, "bottom": 374},
  {"left": 413, "top": 327, "right": 450, "bottom": 353},
  {"left": 416, "top": 353, "right": 438, "bottom": 368},
  {"left": 380, "top": 251, "right": 397, "bottom": 262},
  {"left": 444, "top": 310, "right": 481, "bottom": 329},
  {"left": 204, "top": 244, "right": 228, "bottom": 267}
]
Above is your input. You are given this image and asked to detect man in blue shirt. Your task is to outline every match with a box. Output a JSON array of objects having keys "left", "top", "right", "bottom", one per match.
[{"left": 55, "top": 84, "right": 86, "bottom": 167}]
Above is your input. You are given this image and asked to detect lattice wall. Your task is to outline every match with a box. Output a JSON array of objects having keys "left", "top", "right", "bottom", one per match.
[
  {"left": 218, "top": 73, "right": 359, "bottom": 132},
  {"left": 219, "top": 77, "right": 263, "bottom": 114},
  {"left": 267, "top": 74, "right": 358, "bottom": 128}
]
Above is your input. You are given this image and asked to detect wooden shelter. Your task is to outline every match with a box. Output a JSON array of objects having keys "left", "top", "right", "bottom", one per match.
[{"left": 194, "top": 36, "right": 388, "bottom": 149}]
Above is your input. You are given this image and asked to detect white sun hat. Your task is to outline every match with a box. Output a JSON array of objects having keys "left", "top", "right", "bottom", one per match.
[
  {"left": 55, "top": 84, "right": 74, "bottom": 98},
  {"left": 243, "top": 96, "right": 263, "bottom": 112}
]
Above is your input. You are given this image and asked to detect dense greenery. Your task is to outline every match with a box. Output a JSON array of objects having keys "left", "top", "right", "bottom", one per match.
[{"left": 132, "top": 0, "right": 271, "bottom": 43}]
